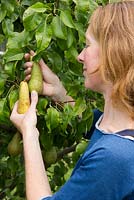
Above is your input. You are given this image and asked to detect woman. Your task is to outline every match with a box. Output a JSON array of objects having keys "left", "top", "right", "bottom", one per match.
[{"left": 10, "top": 1, "right": 134, "bottom": 200}]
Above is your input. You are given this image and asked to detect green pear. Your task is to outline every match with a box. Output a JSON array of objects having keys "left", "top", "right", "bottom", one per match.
[
  {"left": 28, "top": 62, "right": 43, "bottom": 94},
  {"left": 43, "top": 146, "right": 57, "bottom": 165},
  {"left": 8, "top": 132, "right": 23, "bottom": 156},
  {"left": 76, "top": 140, "right": 88, "bottom": 155}
]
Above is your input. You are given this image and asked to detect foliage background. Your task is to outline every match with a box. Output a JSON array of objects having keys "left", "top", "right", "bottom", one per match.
[{"left": 0, "top": 0, "right": 110, "bottom": 199}]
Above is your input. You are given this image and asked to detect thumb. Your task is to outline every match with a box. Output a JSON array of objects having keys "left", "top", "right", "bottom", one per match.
[
  {"left": 11, "top": 101, "right": 19, "bottom": 115},
  {"left": 30, "top": 91, "right": 38, "bottom": 110}
]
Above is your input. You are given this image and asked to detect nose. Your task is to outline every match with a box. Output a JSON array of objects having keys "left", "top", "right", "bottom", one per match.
[{"left": 77, "top": 49, "right": 84, "bottom": 64}]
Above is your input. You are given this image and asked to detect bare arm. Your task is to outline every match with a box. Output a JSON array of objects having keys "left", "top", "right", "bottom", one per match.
[
  {"left": 10, "top": 91, "right": 52, "bottom": 200},
  {"left": 23, "top": 128, "right": 52, "bottom": 200}
]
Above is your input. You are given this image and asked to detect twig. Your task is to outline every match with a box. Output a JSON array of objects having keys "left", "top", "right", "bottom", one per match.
[{"left": 57, "top": 144, "right": 77, "bottom": 160}]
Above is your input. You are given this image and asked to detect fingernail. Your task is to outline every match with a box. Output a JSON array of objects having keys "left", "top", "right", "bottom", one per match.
[{"left": 31, "top": 90, "right": 37, "bottom": 96}]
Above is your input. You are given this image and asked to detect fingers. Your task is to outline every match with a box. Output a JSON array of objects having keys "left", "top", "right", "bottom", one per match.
[
  {"left": 39, "top": 59, "right": 59, "bottom": 84},
  {"left": 24, "top": 62, "right": 33, "bottom": 81},
  {"left": 24, "top": 53, "right": 31, "bottom": 61},
  {"left": 24, "top": 51, "right": 60, "bottom": 87},
  {"left": 24, "top": 51, "right": 35, "bottom": 81},
  {"left": 30, "top": 50, "right": 35, "bottom": 56},
  {"left": 24, "top": 61, "right": 33, "bottom": 69},
  {"left": 24, "top": 67, "right": 32, "bottom": 75},
  {"left": 39, "top": 59, "right": 51, "bottom": 71},
  {"left": 24, "top": 74, "right": 31, "bottom": 81},
  {"left": 10, "top": 101, "right": 19, "bottom": 121},
  {"left": 30, "top": 91, "right": 38, "bottom": 110},
  {"left": 24, "top": 50, "right": 35, "bottom": 61}
]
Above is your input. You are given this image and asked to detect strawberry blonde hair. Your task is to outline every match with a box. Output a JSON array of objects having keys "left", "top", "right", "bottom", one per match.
[{"left": 89, "top": 1, "right": 134, "bottom": 118}]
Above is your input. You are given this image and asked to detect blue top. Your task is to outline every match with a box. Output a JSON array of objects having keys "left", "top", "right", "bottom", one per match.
[{"left": 42, "top": 109, "right": 134, "bottom": 200}]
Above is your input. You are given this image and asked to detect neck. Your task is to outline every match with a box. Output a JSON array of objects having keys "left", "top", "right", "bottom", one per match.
[{"left": 99, "top": 91, "right": 134, "bottom": 133}]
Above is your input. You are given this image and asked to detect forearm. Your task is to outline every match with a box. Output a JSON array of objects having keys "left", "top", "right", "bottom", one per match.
[{"left": 23, "top": 128, "right": 52, "bottom": 200}]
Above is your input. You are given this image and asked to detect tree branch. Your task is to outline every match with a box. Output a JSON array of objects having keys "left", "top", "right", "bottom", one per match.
[{"left": 57, "top": 144, "right": 77, "bottom": 160}]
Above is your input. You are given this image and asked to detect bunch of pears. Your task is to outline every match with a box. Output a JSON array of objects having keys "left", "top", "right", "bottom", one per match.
[{"left": 8, "top": 62, "right": 43, "bottom": 156}]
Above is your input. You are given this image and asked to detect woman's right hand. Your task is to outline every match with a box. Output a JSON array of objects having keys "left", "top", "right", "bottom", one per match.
[{"left": 24, "top": 51, "right": 67, "bottom": 102}]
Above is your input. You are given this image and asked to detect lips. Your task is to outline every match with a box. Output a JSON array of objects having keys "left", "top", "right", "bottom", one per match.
[
  {"left": 83, "top": 68, "right": 87, "bottom": 76},
  {"left": 83, "top": 67, "right": 87, "bottom": 71}
]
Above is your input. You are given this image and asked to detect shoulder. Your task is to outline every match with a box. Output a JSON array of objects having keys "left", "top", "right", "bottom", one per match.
[{"left": 83, "top": 134, "right": 134, "bottom": 167}]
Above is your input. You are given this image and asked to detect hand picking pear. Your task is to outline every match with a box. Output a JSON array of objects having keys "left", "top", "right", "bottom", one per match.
[
  {"left": 7, "top": 132, "right": 23, "bottom": 156},
  {"left": 8, "top": 82, "right": 30, "bottom": 156},
  {"left": 28, "top": 62, "right": 43, "bottom": 94},
  {"left": 17, "top": 81, "right": 30, "bottom": 114}
]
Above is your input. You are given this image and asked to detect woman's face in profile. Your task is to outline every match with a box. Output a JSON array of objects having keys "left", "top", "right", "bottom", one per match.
[{"left": 77, "top": 29, "right": 105, "bottom": 93}]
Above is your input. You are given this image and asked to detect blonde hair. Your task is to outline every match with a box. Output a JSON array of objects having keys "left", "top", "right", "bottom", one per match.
[{"left": 89, "top": 1, "right": 134, "bottom": 118}]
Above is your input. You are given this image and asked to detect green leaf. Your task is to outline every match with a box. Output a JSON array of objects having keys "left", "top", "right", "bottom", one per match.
[
  {"left": 77, "top": 107, "right": 93, "bottom": 136},
  {"left": 75, "top": 22, "right": 85, "bottom": 43},
  {"left": 0, "top": 73, "right": 7, "bottom": 95},
  {"left": 36, "top": 20, "right": 52, "bottom": 53},
  {"left": 51, "top": 16, "right": 67, "bottom": 40},
  {"left": 0, "top": 98, "right": 10, "bottom": 125},
  {"left": 73, "top": 0, "right": 90, "bottom": 8},
  {"left": 67, "top": 28, "right": 74, "bottom": 48},
  {"left": 89, "top": 0, "right": 99, "bottom": 13},
  {"left": 4, "top": 49, "right": 24, "bottom": 62},
  {"left": 57, "top": 39, "right": 68, "bottom": 51},
  {"left": 4, "top": 61, "right": 17, "bottom": 79},
  {"left": 56, "top": 28, "right": 75, "bottom": 51},
  {"left": 23, "top": 2, "right": 47, "bottom": 20},
  {"left": 68, "top": 62, "right": 82, "bottom": 76},
  {"left": 0, "top": 4, "right": 7, "bottom": 23},
  {"left": 8, "top": 89, "right": 19, "bottom": 111},
  {"left": 1, "top": 0, "right": 16, "bottom": 17},
  {"left": 60, "top": 10, "right": 75, "bottom": 29},
  {"left": 2, "top": 18, "right": 14, "bottom": 36},
  {"left": 26, "top": 2, "right": 48, "bottom": 13},
  {"left": 73, "top": 98, "right": 86, "bottom": 116},
  {"left": 37, "top": 97, "right": 48, "bottom": 115},
  {"left": 23, "top": 12, "right": 42, "bottom": 31},
  {"left": 47, "top": 49, "right": 62, "bottom": 73},
  {"left": 45, "top": 107, "right": 60, "bottom": 132},
  {"left": 0, "top": 34, "right": 5, "bottom": 44},
  {"left": 23, "top": 2, "right": 49, "bottom": 31},
  {"left": 7, "top": 30, "right": 33, "bottom": 49},
  {"left": 65, "top": 46, "right": 78, "bottom": 63}
]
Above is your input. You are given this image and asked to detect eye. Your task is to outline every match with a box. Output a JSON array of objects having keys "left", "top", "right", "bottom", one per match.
[{"left": 84, "top": 44, "right": 90, "bottom": 49}]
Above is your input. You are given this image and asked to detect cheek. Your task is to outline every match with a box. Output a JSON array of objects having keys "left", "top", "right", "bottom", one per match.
[
  {"left": 84, "top": 71, "right": 103, "bottom": 91},
  {"left": 85, "top": 48, "right": 100, "bottom": 70}
]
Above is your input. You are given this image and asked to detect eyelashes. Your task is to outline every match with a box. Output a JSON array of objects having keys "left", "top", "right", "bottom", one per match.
[{"left": 84, "top": 44, "right": 90, "bottom": 48}]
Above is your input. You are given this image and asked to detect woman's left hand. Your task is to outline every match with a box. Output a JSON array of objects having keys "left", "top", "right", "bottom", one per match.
[{"left": 10, "top": 91, "right": 38, "bottom": 136}]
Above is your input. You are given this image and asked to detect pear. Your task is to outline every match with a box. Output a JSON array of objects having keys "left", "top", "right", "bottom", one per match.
[
  {"left": 17, "top": 81, "right": 30, "bottom": 114},
  {"left": 7, "top": 132, "right": 22, "bottom": 156},
  {"left": 76, "top": 140, "right": 88, "bottom": 155},
  {"left": 43, "top": 146, "right": 57, "bottom": 165},
  {"left": 28, "top": 62, "right": 43, "bottom": 94},
  {"left": 10, "top": 81, "right": 29, "bottom": 156}
]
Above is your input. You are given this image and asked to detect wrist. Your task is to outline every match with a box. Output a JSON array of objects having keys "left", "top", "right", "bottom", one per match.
[
  {"left": 22, "top": 127, "right": 39, "bottom": 140},
  {"left": 52, "top": 84, "right": 67, "bottom": 102},
  {"left": 52, "top": 83, "right": 74, "bottom": 103},
  {"left": 54, "top": 95, "right": 75, "bottom": 107}
]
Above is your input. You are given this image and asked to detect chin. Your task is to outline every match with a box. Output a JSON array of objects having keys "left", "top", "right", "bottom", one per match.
[
  {"left": 84, "top": 80, "right": 94, "bottom": 89},
  {"left": 84, "top": 81, "right": 102, "bottom": 93}
]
